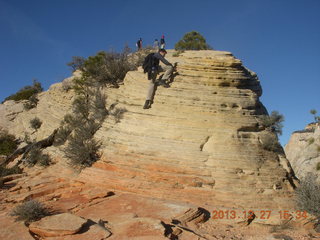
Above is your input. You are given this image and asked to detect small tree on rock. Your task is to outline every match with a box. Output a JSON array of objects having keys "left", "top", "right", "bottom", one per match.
[{"left": 175, "top": 31, "right": 212, "bottom": 50}]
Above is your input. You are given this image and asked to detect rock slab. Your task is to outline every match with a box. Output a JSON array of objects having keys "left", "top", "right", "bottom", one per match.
[{"left": 29, "top": 213, "right": 87, "bottom": 237}]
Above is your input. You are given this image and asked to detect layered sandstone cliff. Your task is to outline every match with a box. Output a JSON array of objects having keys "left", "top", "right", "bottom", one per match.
[
  {"left": 285, "top": 123, "right": 320, "bottom": 179},
  {"left": 1, "top": 50, "right": 297, "bottom": 214}
]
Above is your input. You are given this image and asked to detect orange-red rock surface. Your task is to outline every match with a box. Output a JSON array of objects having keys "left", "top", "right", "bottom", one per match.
[{"left": 0, "top": 50, "right": 315, "bottom": 239}]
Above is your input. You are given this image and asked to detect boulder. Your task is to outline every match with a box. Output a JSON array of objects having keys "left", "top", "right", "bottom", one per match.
[{"left": 29, "top": 213, "right": 87, "bottom": 237}]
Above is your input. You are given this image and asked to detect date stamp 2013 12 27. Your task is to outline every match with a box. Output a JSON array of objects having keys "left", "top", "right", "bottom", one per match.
[{"left": 212, "top": 209, "right": 308, "bottom": 221}]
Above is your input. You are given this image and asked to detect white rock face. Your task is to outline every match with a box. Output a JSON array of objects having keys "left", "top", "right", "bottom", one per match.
[
  {"left": 285, "top": 123, "right": 320, "bottom": 179},
  {"left": 0, "top": 50, "right": 297, "bottom": 212},
  {"left": 0, "top": 75, "right": 76, "bottom": 141}
]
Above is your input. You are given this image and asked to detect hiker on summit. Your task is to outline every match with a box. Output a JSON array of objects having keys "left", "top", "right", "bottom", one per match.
[
  {"left": 160, "top": 35, "right": 165, "bottom": 49},
  {"left": 136, "top": 38, "right": 142, "bottom": 51},
  {"left": 142, "top": 48, "right": 174, "bottom": 109}
]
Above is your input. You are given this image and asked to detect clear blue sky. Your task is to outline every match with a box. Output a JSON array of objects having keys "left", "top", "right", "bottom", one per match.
[{"left": 0, "top": 0, "right": 319, "bottom": 146}]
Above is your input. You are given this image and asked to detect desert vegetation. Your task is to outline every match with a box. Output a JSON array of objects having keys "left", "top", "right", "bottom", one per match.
[
  {"left": 175, "top": 31, "right": 212, "bottom": 50},
  {"left": 3, "top": 80, "right": 43, "bottom": 110},
  {"left": 0, "top": 130, "right": 18, "bottom": 156},
  {"left": 310, "top": 109, "right": 320, "bottom": 123},
  {"left": 258, "top": 111, "right": 284, "bottom": 152},
  {"left": 30, "top": 117, "right": 42, "bottom": 131},
  {"left": 61, "top": 47, "right": 134, "bottom": 168},
  {"left": 259, "top": 111, "right": 284, "bottom": 135},
  {"left": 25, "top": 147, "right": 51, "bottom": 167},
  {"left": 10, "top": 200, "right": 49, "bottom": 224},
  {"left": 295, "top": 174, "right": 320, "bottom": 221},
  {"left": 67, "top": 46, "right": 138, "bottom": 87}
]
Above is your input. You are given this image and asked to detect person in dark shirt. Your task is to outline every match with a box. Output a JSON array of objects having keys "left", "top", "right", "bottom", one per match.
[
  {"left": 143, "top": 48, "right": 174, "bottom": 109},
  {"left": 136, "top": 38, "right": 142, "bottom": 51}
]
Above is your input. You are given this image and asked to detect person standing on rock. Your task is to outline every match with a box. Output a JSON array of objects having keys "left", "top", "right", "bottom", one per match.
[
  {"left": 136, "top": 38, "right": 142, "bottom": 51},
  {"left": 143, "top": 48, "right": 174, "bottom": 109},
  {"left": 160, "top": 35, "right": 165, "bottom": 49}
]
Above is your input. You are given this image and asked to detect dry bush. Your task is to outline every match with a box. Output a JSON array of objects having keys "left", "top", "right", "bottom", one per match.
[
  {"left": 30, "top": 117, "right": 42, "bottom": 130},
  {"left": 11, "top": 200, "right": 49, "bottom": 223},
  {"left": 295, "top": 173, "right": 320, "bottom": 218},
  {"left": 0, "top": 130, "right": 18, "bottom": 156},
  {"left": 259, "top": 111, "right": 284, "bottom": 135}
]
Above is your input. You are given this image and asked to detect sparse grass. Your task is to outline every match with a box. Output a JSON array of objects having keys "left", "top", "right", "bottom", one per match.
[
  {"left": 30, "top": 117, "right": 42, "bottom": 130},
  {"left": 10, "top": 200, "right": 49, "bottom": 223}
]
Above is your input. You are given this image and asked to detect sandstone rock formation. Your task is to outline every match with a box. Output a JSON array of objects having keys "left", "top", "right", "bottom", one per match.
[
  {"left": 0, "top": 50, "right": 309, "bottom": 239},
  {"left": 285, "top": 123, "right": 320, "bottom": 179},
  {"left": 79, "top": 50, "right": 296, "bottom": 210}
]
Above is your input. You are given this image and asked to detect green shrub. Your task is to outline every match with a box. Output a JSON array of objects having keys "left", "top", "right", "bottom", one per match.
[
  {"left": 71, "top": 46, "right": 136, "bottom": 88},
  {"left": 64, "top": 129, "right": 101, "bottom": 168},
  {"left": 67, "top": 56, "right": 86, "bottom": 72},
  {"left": 30, "top": 117, "right": 42, "bottom": 130},
  {"left": 295, "top": 173, "right": 320, "bottom": 219},
  {"left": 3, "top": 80, "right": 43, "bottom": 103},
  {"left": 0, "top": 130, "right": 18, "bottom": 156},
  {"left": 310, "top": 109, "right": 320, "bottom": 123},
  {"left": 25, "top": 147, "right": 51, "bottom": 167},
  {"left": 11, "top": 200, "right": 49, "bottom": 223},
  {"left": 259, "top": 111, "right": 284, "bottom": 135},
  {"left": 62, "top": 88, "right": 106, "bottom": 168},
  {"left": 175, "top": 31, "right": 212, "bottom": 50}
]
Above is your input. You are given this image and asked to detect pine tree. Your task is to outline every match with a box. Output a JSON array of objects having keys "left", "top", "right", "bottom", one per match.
[{"left": 175, "top": 31, "right": 212, "bottom": 50}]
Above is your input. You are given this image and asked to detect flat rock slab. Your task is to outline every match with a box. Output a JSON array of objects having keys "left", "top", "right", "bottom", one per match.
[
  {"left": 29, "top": 213, "right": 87, "bottom": 237},
  {"left": 44, "top": 224, "right": 112, "bottom": 240}
]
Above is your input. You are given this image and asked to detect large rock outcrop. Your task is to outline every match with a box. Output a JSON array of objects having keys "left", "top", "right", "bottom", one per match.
[
  {"left": 81, "top": 50, "right": 295, "bottom": 210},
  {"left": 1, "top": 50, "right": 297, "bottom": 213},
  {"left": 285, "top": 123, "right": 320, "bottom": 179}
]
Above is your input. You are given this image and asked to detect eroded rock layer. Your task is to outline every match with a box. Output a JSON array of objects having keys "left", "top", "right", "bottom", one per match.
[{"left": 75, "top": 50, "right": 295, "bottom": 209}]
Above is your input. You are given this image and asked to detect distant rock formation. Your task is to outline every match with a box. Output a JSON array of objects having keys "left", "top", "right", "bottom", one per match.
[
  {"left": 0, "top": 50, "right": 297, "bottom": 214},
  {"left": 285, "top": 123, "right": 320, "bottom": 179}
]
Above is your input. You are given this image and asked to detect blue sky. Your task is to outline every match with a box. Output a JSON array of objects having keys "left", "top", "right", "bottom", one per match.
[{"left": 0, "top": 0, "right": 319, "bottom": 145}]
